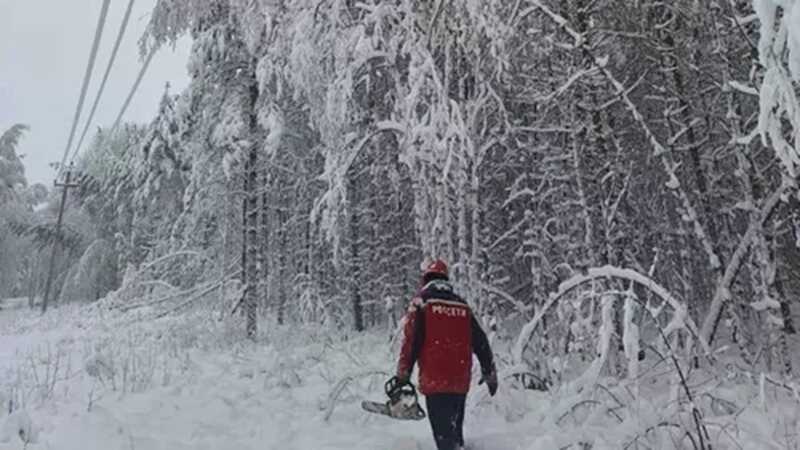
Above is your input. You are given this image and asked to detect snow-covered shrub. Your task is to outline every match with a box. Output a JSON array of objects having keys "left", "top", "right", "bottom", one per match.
[
  {"left": 83, "top": 334, "right": 159, "bottom": 395},
  {"left": 84, "top": 352, "right": 114, "bottom": 387},
  {"left": 58, "top": 238, "right": 116, "bottom": 304},
  {"left": 0, "top": 286, "right": 252, "bottom": 419},
  {"left": 3, "top": 343, "right": 73, "bottom": 408}
]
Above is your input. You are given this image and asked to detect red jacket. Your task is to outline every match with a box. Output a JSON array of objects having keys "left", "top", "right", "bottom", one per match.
[{"left": 397, "top": 280, "right": 495, "bottom": 395}]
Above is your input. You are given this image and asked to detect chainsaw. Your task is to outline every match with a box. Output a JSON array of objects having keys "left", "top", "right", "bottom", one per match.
[{"left": 361, "top": 376, "right": 427, "bottom": 421}]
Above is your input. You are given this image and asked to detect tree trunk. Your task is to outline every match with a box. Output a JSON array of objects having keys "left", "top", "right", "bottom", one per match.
[
  {"left": 260, "top": 164, "right": 270, "bottom": 316},
  {"left": 240, "top": 172, "right": 248, "bottom": 315},
  {"left": 243, "top": 67, "right": 260, "bottom": 339},
  {"left": 277, "top": 209, "right": 288, "bottom": 325},
  {"left": 350, "top": 174, "right": 364, "bottom": 332},
  {"left": 27, "top": 255, "right": 38, "bottom": 309},
  {"left": 244, "top": 144, "right": 259, "bottom": 339}
]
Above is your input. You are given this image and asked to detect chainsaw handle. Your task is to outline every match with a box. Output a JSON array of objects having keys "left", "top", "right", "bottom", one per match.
[{"left": 385, "top": 376, "right": 417, "bottom": 398}]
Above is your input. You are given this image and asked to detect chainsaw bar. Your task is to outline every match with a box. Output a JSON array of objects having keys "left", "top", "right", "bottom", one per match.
[{"left": 361, "top": 400, "right": 427, "bottom": 420}]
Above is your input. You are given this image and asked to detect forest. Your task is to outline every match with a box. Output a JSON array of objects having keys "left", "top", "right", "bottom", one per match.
[{"left": 1, "top": 0, "right": 800, "bottom": 448}]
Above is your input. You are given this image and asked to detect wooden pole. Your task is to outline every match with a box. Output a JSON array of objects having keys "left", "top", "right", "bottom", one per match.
[{"left": 41, "top": 163, "right": 79, "bottom": 314}]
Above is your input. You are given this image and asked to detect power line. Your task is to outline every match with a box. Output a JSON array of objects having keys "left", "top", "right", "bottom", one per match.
[
  {"left": 71, "top": 0, "right": 137, "bottom": 163},
  {"left": 59, "top": 0, "right": 112, "bottom": 173},
  {"left": 110, "top": 47, "right": 156, "bottom": 134}
]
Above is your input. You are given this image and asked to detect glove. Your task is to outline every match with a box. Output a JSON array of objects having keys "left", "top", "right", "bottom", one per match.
[
  {"left": 387, "top": 373, "right": 410, "bottom": 399},
  {"left": 479, "top": 369, "right": 498, "bottom": 396},
  {"left": 395, "top": 372, "right": 410, "bottom": 386}
]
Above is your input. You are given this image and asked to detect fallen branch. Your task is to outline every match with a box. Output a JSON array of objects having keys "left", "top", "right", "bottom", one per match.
[
  {"left": 700, "top": 180, "right": 792, "bottom": 344},
  {"left": 323, "top": 370, "right": 390, "bottom": 422},
  {"left": 229, "top": 284, "right": 249, "bottom": 317},
  {"left": 623, "top": 421, "right": 693, "bottom": 450},
  {"left": 511, "top": 264, "right": 713, "bottom": 448},
  {"left": 154, "top": 281, "right": 229, "bottom": 319},
  {"left": 512, "top": 265, "right": 709, "bottom": 365},
  {"left": 116, "top": 281, "right": 218, "bottom": 313},
  {"left": 556, "top": 399, "right": 624, "bottom": 425},
  {"left": 139, "top": 250, "right": 209, "bottom": 272}
]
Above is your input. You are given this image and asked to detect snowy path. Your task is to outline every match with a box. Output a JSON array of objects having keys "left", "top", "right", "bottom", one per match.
[
  {"left": 0, "top": 304, "right": 791, "bottom": 449},
  {"left": 24, "top": 346, "right": 526, "bottom": 450},
  {"left": 0, "top": 305, "right": 534, "bottom": 450}
]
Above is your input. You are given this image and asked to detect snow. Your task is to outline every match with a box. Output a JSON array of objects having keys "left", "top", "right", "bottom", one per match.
[
  {"left": 751, "top": 296, "right": 782, "bottom": 311},
  {"left": 7, "top": 1, "right": 800, "bottom": 447},
  {"left": 664, "top": 172, "right": 680, "bottom": 190},
  {"left": 31, "top": 201, "right": 48, "bottom": 213},
  {"left": 513, "top": 266, "right": 709, "bottom": 364},
  {"left": 622, "top": 295, "right": 640, "bottom": 388},
  {"left": 0, "top": 304, "right": 517, "bottom": 450},
  {"left": 787, "top": 1, "right": 800, "bottom": 80},
  {"left": 0, "top": 298, "right": 797, "bottom": 450},
  {"left": 754, "top": 0, "right": 779, "bottom": 70},
  {"left": 0, "top": 410, "right": 36, "bottom": 445},
  {"left": 754, "top": 0, "right": 800, "bottom": 177}
]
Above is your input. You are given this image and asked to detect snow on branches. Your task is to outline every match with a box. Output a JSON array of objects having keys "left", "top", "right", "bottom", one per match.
[
  {"left": 754, "top": 0, "right": 800, "bottom": 177},
  {"left": 512, "top": 266, "right": 708, "bottom": 367}
]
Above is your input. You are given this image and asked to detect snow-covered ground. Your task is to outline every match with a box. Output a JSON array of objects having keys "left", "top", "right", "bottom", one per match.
[
  {"left": 0, "top": 300, "right": 797, "bottom": 449},
  {"left": 0, "top": 298, "right": 29, "bottom": 328},
  {"left": 0, "top": 302, "right": 527, "bottom": 450}
]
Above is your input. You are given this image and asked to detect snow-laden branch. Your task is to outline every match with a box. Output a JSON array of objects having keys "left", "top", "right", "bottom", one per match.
[
  {"left": 670, "top": 179, "right": 722, "bottom": 269},
  {"left": 323, "top": 370, "right": 389, "bottom": 422},
  {"left": 519, "top": 1, "right": 582, "bottom": 44},
  {"left": 479, "top": 281, "right": 533, "bottom": 315},
  {"left": 700, "top": 179, "right": 791, "bottom": 343},
  {"left": 529, "top": 67, "right": 599, "bottom": 103},
  {"left": 154, "top": 280, "right": 234, "bottom": 319},
  {"left": 604, "top": 161, "right": 633, "bottom": 230},
  {"left": 753, "top": 0, "right": 800, "bottom": 177},
  {"left": 728, "top": 80, "right": 759, "bottom": 97},
  {"left": 116, "top": 279, "right": 221, "bottom": 313},
  {"left": 310, "top": 126, "right": 402, "bottom": 250},
  {"left": 139, "top": 250, "right": 209, "bottom": 272},
  {"left": 512, "top": 265, "right": 709, "bottom": 365}
]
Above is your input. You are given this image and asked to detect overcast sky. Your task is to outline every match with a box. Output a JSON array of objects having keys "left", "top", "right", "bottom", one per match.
[{"left": 0, "top": 0, "right": 191, "bottom": 186}]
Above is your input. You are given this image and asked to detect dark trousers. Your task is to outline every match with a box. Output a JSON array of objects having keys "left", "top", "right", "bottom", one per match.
[{"left": 425, "top": 393, "right": 466, "bottom": 450}]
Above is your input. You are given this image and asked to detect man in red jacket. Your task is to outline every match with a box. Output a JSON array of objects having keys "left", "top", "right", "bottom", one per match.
[{"left": 396, "top": 259, "right": 497, "bottom": 450}]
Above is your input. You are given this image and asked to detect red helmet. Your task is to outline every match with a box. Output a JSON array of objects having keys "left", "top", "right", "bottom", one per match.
[{"left": 423, "top": 259, "right": 449, "bottom": 278}]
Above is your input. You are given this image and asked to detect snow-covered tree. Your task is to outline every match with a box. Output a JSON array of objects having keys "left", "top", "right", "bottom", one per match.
[
  {"left": 0, "top": 124, "right": 31, "bottom": 297},
  {"left": 38, "top": 0, "right": 799, "bottom": 384},
  {"left": 0, "top": 124, "right": 28, "bottom": 203}
]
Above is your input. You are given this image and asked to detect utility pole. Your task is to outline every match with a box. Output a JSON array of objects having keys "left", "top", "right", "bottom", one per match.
[{"left": 41, "top": 163, "right": 80, "bottom": 314}]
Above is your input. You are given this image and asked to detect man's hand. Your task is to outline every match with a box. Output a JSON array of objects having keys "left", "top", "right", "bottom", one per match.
[
  {"left": 388, "top": 373, "right": 410, "bottom": 398},
  {"left": 479, "top": 369, "right": 498, "bottom": 396},
  {"left": 395, "top": 372, "right": 410, "bottom": 386}
]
